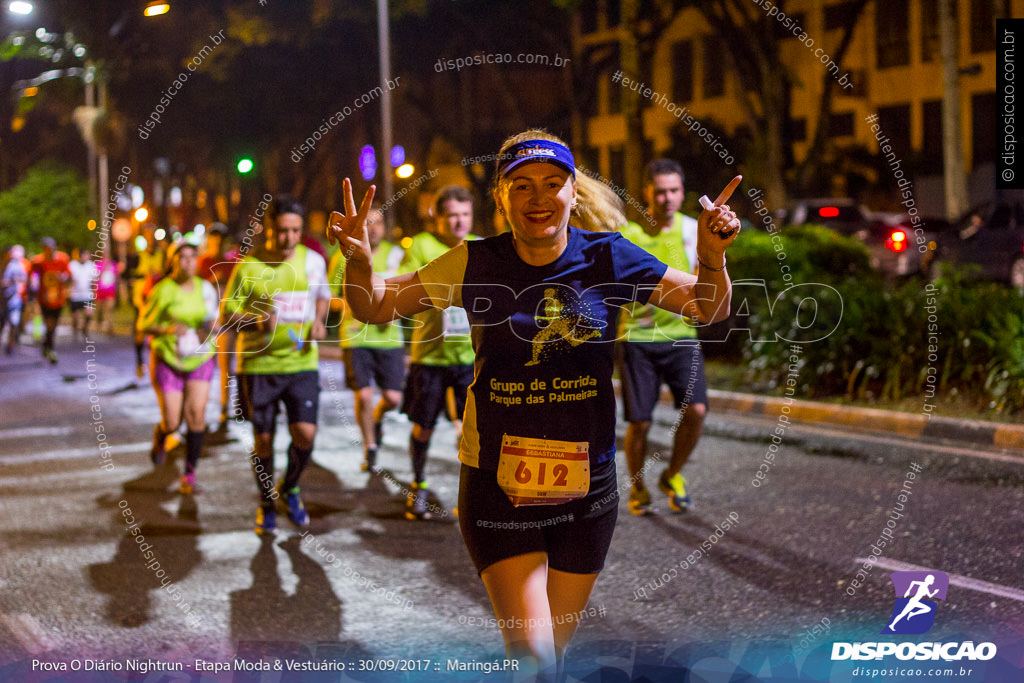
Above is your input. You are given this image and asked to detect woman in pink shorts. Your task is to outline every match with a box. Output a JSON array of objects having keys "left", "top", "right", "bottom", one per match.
[{"left": 137, "top": 241, "right": 220, "bottom": 494}]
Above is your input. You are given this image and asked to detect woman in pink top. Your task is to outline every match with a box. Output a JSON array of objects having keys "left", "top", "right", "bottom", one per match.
[{"left": 93, "top": 247, "right": 120, "bottom": 334}]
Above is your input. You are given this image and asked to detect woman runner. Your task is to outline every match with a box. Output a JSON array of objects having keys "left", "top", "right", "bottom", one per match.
[
  {"left": 137, "top": 241, "right": 219, "bottom": 494},
  {"left": 331, "top": 130, "right": 741, "bottom": 679}
]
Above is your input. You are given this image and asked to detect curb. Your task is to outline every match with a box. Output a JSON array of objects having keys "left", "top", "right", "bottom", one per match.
[
  {"left": 100, "top": 326, "right": 1024, "bottom": 456},
  {"left": 707, "top": 389, "right": 1024, "bottom": 455}
]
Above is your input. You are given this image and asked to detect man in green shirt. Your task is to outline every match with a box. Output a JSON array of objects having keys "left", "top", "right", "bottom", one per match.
[
  {"left": 397, "top": 185, "right": 476, "bottom": 519},
  {"left": 328, "top": 204, "right": 405, "bottom": 472},
  {"left": 618, "top": 159, "right": 708, "bottom": 515},
  {"left": 222, "top": 196, "right": 330, "bottom": 534}
]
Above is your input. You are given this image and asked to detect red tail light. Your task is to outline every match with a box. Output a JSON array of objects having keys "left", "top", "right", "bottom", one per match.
[
  {"left": 818, "top": 207, "right": 840, "bottom": 218},
  {"left": 886, "top": 229, "right": 908, "bottom": 252}
]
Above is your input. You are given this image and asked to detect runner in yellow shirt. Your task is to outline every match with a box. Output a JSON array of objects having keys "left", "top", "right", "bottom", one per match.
[{"left": 222, "top": 196, "right": 331, "bottom": 534}]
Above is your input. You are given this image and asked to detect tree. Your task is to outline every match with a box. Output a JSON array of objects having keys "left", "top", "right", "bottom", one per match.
[
  {"left": 0, "top": 162, "right": 91, "bottom": 249},
  {"left": 695, "top": 0, "right": 869, "bottom": 206}
]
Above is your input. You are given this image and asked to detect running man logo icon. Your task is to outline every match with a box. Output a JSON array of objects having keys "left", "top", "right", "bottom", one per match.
[
  {"left": 524, "top": 287, "right": 602, "bottom": 366},
  {"left": 881, "top": 571, "right": 949, "bottom": 635}
]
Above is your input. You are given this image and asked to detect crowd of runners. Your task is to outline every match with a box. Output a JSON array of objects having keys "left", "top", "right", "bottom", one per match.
[{"left": 3, "top": 134, "right": 742, "bottom": 680}]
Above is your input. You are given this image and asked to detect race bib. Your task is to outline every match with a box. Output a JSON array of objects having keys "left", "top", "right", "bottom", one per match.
[
  {"left": 442, "top": 306, "right": 471, "bottom": 338},
  {"left": 41, "top": 272, "right": 63, "bottom": 307},
  {"left": 273, "top": 290, "right": 310, "bottom": 323},
  {"left": 496, "top": 435, "right": 590, "bottom": 507},
  {"left": 100, "top": 270, "right": 116, "bottom": 286},
  {"left": 177, "top": 329, "right": 202, "bottom": 357}
]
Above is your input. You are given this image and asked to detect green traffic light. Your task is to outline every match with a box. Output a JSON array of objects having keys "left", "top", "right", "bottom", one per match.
[{"left": 237, "top": 158, "right": 254, "bottom": 173}]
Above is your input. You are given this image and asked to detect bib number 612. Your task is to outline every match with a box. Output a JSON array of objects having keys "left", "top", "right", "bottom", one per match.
[{"left": 515, "top": 460, "right": 569, "bottom": 487}]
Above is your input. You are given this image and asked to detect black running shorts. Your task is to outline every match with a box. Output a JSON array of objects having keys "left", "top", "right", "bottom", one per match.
[
  {"left": 239, "top": 370, "right": 320, "bottom": 434},
  {"left": 401, "top": 363, "right": 472, "bottom": 429},
  {"left": 343, "top": 346, "right": 405, "bottom": 392},
  {"left": 458, "top": 458, "right": 618, "bottom": 575},
  {"left": 619, "top": 340, "right": 708, "bottom": 423}
]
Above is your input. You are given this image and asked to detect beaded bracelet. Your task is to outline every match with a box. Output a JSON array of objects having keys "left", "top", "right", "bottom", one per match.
[{"left": 697, "top": 256, "right": 727, "bottom": 272}]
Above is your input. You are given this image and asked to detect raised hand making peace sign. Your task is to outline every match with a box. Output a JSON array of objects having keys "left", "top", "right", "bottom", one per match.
[{"left": 325, "top": 178, "right": 377, "bottom": 266}]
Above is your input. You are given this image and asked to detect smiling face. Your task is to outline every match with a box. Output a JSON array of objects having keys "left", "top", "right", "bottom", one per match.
[{"left": 496, "top": 161, "right": 576, "bottom": 249}]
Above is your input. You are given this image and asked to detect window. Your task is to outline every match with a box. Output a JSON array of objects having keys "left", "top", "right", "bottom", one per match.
[
  {"left": 702, "top": 36, "right": 724, "bottom": 99},
  {"left": 672, "top": 41, "right": 694, "bottom": 103},
  {"left": 580, "top": 3, "right": 597, "bottom": 34},
  {"left": 825, "top": 2, "right": 860, "bottom": 31},
  {"left": 877, "top": 104, "right": 912, "bottom": 160},
  {"left": 830, "top": 112, "right": 855, "bottom": 137},
  {"left": 605, "top": 68, "right": 622, "bottom": 115},
  {"left": 876, "top": 0, "right": 910, "bottom": 68},
  {"left": 920, "top": 0, "right": 940, "bottom": 62},
  {"left": 777, "top": 12, "right": 805, "bottom": 39},
  {"left": 791, "top": 118, "right": 807, "bottom": 142},
  {"left": 972, "top": 92, "right": 996, "bottom": 170},
  {"left": 606, "top": 0, "right": 620, "bottom": 29},
  {"left": 970, "top": 0, "right": 995, "bottom": 53},
  {"left": 606, "top": 44, "right": 622, "bottom": 115},
  {"left": 922, "top": 100, "right": 944, "bottom": 170},
  {"left": 609, "top": 146, "right": 625, "bottom": 187}
]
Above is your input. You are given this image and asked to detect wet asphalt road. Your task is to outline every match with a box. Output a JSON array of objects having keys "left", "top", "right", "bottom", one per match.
[{"left": 1, "top": 332, "right": 1022, "bottom": 682}]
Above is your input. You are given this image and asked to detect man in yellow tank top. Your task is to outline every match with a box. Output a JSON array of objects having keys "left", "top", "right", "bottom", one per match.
[{"left": 617, "top": 159, "right": 709, "bottom": 515}]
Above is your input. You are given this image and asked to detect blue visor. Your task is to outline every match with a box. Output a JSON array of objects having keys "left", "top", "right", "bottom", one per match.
[{"left": 497, "top": 139, "right": 576, "bottom": 179}]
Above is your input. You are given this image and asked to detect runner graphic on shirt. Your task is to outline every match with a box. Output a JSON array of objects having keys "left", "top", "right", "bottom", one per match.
[{"left": 525, "top": 287, "right": 602, "bottom": 366}]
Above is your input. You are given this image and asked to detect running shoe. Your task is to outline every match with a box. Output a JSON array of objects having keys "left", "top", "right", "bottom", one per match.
[
  {"left": 255, "top": 504, "right": 276, "bottom": 535},
  {"left": 275, "top": 485, "right": 310, "bottom": 527},
  {"left": 628, "top": 485, "right": 655, "bottom": 516},
  {"left": 361, "top": 448, "right": 378, "bottom": 473},
  {"left": 150, "top": 426, "right": 166, "bottom": 466},
  {"left": 44, "top": 348, "right": 57, "bottom": 364},
  {"left": 178, "top": 473, "right": 201, "bottom": 495},
  {"left": 405, "top": 482, "right": 432, "bottom": 520},
  {"left": 658, "top": 471, "right": 691, "bottom": 512}
]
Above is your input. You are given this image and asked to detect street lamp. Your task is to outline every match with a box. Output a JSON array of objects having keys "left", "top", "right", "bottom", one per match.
[
  {"left": 8, "top": 2, "right": 33, "bottom": 16},
  {"left": 143, "top": 2, "right": 169, "bottom": 18}
]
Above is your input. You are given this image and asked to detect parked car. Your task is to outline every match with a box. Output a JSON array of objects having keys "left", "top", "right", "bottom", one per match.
[
  {"left": 779, "top": 198, "right": 937, "bottom": 278},
  {"left": 933, "top": 200, "right": 1024, "bottom": 287}
]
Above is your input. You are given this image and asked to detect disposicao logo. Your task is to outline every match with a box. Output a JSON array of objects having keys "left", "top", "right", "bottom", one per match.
[
  {"left": 831, "top": 569, "right": 997, "bottom": 662},
  {"left": 882, "top": 570, "right": 948, "bottom": 635}
]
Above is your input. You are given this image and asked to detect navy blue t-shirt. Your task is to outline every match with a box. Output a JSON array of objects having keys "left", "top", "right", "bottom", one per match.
[{"left": 418, "top": 227, "right": 668, "bottom": 470}]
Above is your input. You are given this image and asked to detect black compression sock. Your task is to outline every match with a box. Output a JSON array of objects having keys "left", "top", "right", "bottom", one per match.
[
  {"left": 252, "top": 453, "right": 276, "bottom": 502},
  {"left": 283, "top": 443, "right": 312, "bottom": 491},
  {"left": 410, "top": 435, "right": 429, "bottom": 484},
  {"left": 184, "top": 430, "right": 204, "bottom": 476}
]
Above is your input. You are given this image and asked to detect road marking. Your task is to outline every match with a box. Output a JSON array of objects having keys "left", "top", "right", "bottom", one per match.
[
  {"left": 0, "top": 442, "right": 150, "bottom": 465},
  {"left": 704, "top": 413, "right": 1024, "bottom": 465},
  {"left": 0, "top": 426, "right": 73, "bottom": 439},
  {"left": 0, "top": 612, "right": 57, "bottom": 654},
  {"left": 853, "top": 557, "right": 1024, "bottom": 602}
]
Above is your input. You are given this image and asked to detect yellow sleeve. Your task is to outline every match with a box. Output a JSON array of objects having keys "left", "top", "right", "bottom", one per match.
[{"left": 416, "top": 242, "right": 468, "bottom": 309}]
